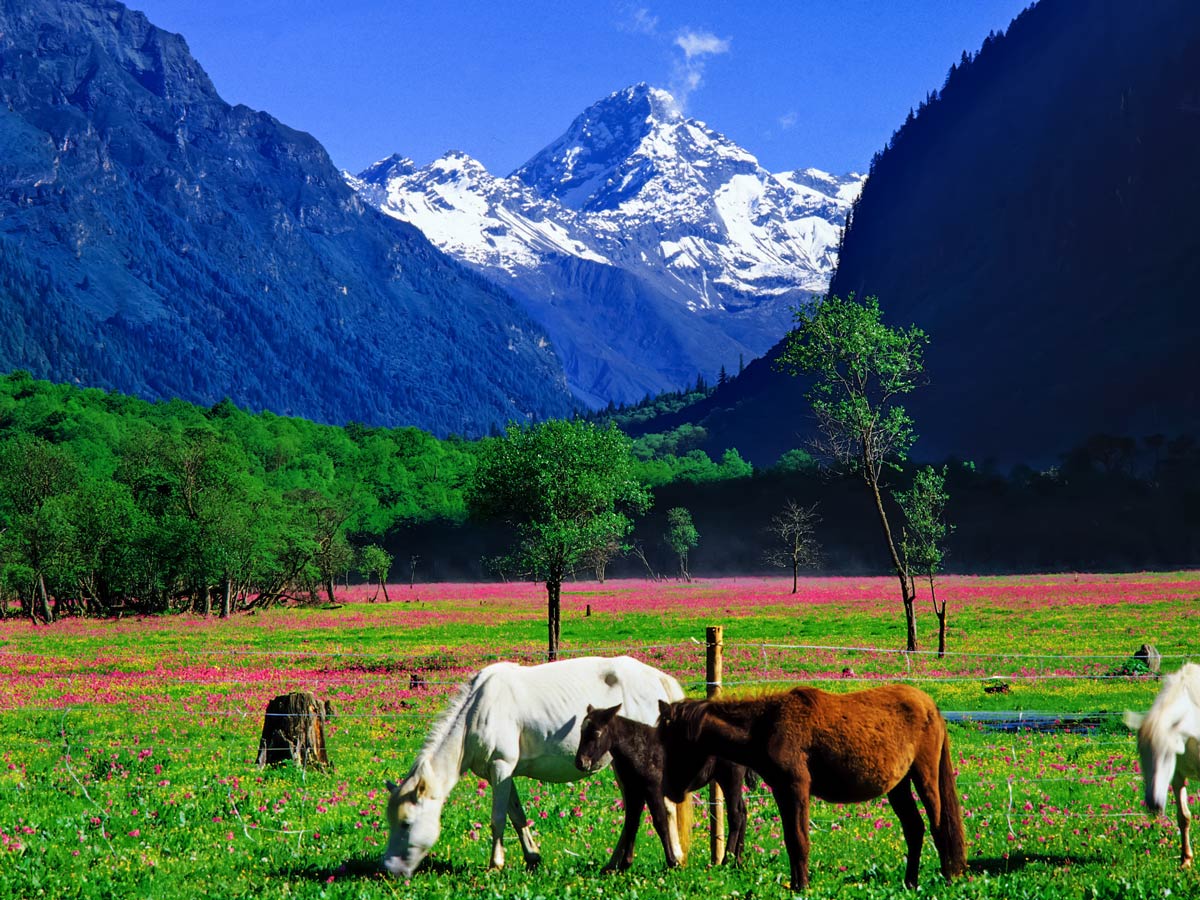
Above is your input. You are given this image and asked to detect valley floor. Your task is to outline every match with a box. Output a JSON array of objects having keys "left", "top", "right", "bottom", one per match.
[{"left": 0, "top": 573, "right": 1195, "bottom": 898}]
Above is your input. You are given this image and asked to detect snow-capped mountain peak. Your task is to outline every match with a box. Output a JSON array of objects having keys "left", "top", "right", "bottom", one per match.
[
  {"left": 513, "top": 83, "right": 761, "bottom": 214},
  {"left": 351, "top": 84, "right": 864, "bottom": 406},
  {"left": 355, "top": 149, "right": 607, "bottom": 273}
]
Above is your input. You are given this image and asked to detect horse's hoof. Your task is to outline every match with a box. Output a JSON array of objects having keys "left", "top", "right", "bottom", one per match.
[
  {"left": 524, "top": 853, "right": 542, "bottom": 870},
  {"left": 1183, "top": 857, "right": 1194, "bottom": 869}
]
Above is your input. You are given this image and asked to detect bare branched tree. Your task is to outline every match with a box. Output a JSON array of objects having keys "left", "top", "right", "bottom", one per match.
[{"left": 763, "top": 500, "right": 821, "bottom": 593}]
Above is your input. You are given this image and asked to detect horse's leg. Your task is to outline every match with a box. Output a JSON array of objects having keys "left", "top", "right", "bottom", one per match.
[
  {"left": 774, "top": 776, "right": 812, "bottom": 892},
  {"left": 887, "top": 778, "right": 926, "bottom": 889},
  {"left": 663, "top": 796, "right": 685, "bottom": 866},
  {"left": 506, "top": 783, "right": 542, "bottom": 868},
  {"left": 648, "top": 788, "right": 682, "bottom": 868},
  {"left": 607, "top": 779, "right": 647, "bottom": 872},
  {"left": 720, "top": 765, "right": 748, "bottom": 865},
  {"left": 911, "top": 736, "right": 966, "bottom": 880},
  {"left": 487, "top": 765, "right": 517, "bottom": 869},
  {"left": 1174, "top": 772, "right": 1194, "bottom": 868}
]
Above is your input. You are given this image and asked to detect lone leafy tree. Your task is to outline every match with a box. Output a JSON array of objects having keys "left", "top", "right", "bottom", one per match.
[
  {"left": 358, "top": 544, "right": 393, "bottom": 602},
  {"left": 468, "top": 419, "right": 650, "bottom": 660},
  {"left": 764, "top": 500, "right": 821, "bottom": 593},
  {"left": 777, "top": 293, "right": 928, "bottom": 651},
  {"left": 895, "top": 466, "right": 953, "bottom": 657},
  {"left": 665, "top": 507, "right": 699, "bottom": 582}
]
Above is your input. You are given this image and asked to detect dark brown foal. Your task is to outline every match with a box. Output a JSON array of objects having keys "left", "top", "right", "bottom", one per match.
[{"left": 576, "top": 703, "right": 752, "bottom": 871}]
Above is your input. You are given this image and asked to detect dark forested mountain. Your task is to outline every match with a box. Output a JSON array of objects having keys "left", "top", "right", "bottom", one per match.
[
  {"left": 830, "top": 0, "right": 1200, "bottom": 463},
  {"left": 0, "top": 0, "right": 574, "bottom": 435},
  {"left": 631, "top": 0, "right": 1200, "bottom": 467}
]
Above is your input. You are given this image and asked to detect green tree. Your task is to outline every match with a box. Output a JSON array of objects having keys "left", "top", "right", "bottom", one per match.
[
  {"left": 895, "top": 466, "right": 953, "bottom": 657},
  {"left": 122, "top": 427, "right": 262, "bottom": 616},
  {"left": 772, "top": 448, "right": 818, "bottom": 475},
  {"left": 468, "top": 420, "right": 650, "bottom": 660},
  {"left": 358, "top": 544, "right": 393, "bottom": 602},
  {"left": 764, "top": 500, "right": 821, "bottom": 593},
  {"left": 718, "top": 448, "right": 754, "bottom": 479},
  {"left": 67, "top": 477, "right": 141, "bottom": 616},
  {"left": 777, "top": 293, "right": 928, "bottom": 651},
  {"left": 0, "top": 434, "right": 81, "bottom": 622},
  {"left": 665, "top": 507, "right": 699, "bottom": 582},
  {"left": 581, "top": 533, "right": 621, "bottom": 583},
  {"left": 289, "top": 489, "right": 355, "bottom": 606}
]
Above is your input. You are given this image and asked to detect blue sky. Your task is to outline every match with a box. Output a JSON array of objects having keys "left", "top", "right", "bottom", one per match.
[{"left": 129, "top": 0, "right": 1030, "bottom": 177}]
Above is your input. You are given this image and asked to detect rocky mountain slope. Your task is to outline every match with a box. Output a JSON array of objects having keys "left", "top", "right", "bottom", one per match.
[{"left": 0, "top": 0, "right": 574, "bottom": 434}]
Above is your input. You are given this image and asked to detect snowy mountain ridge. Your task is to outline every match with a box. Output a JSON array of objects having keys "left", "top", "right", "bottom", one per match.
[{"left": 350, "top": 83, "right": 864, "bottom": 405}]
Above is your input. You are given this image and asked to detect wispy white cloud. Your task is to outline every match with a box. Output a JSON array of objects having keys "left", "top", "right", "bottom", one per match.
[
  {"left": 619, "top": 6, "right": 659, "bottom": 36},
  {"left": 778, "top": 110, "right": 798, "bottom": 130},
  {"left": 669, "top": 28, "right": 730, "bottom": 111},
  {"left": 674, "top": 30, "right": 730, "bottom": 60}
]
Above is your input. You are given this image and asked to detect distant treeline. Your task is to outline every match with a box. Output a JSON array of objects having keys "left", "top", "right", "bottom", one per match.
[
  {"left": 386, "top": 444, "right": 1200, "bottom": 583},
  {"left": 0, "top": 373, "right": 753, "bottom": 621},
  {"left": 3, "top": 372, "right": 1197, "bottom": 622}
]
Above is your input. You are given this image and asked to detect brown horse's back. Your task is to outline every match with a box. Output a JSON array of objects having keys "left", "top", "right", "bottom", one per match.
[
  {"left": 659, "top": 681, "right": 967, "bottom": 889},
  {"left": 775, "top": 685, "right": 945, "bottom": 804}
]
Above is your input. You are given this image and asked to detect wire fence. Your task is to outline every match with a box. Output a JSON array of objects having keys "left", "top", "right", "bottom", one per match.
[
  {"left": 1, "top": 633, "right": 1185, "bottom": 852},
  {"left": 0, "top": 635, "right": 1183, "bottom": 707}
]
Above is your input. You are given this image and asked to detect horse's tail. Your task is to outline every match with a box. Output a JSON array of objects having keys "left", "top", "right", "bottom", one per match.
[
  {"left": 675, "top": 790, "right": 693, "bottom": 862},
  {"left": 937, "top": 727, "right": 969, "bottom": 878}
]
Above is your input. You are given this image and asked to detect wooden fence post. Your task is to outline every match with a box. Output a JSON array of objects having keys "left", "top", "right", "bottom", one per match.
[{"left": 706, "top": 625, "right": 725, "bottom": 864}]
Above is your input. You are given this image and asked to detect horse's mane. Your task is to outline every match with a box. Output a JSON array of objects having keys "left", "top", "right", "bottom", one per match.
[
  {"left": 670, "top": 699, "right": 711, "bottom": 740},
  {"left": 1143, "top": 663, "right": 1200, "bottom": 743},
  {"left": 410, "top": 668, "right": 487, "bottom": 772},
  {"left": 671, "top": 692, "right": 785, "bottom": 740}
]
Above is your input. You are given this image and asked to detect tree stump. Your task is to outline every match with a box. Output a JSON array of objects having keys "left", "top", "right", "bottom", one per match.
[
  {"left": 257, "top": 692, "right": 334, "bottom": 770},
  {"left": 1134, "top": 644, "right": 1162, "bottom": 675}
]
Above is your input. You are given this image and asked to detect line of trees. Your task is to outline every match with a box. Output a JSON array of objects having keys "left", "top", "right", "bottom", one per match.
[
  {"left": 0, "top": 372, "right": 759, "bottom": 625},
  {"left": 0, "top": 371, "right": 477, "bottom": 621}
]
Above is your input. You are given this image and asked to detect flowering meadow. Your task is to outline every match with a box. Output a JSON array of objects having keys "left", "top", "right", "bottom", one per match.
[{"left": 0, "top": 572, "right": 1197, "bottom": 899}]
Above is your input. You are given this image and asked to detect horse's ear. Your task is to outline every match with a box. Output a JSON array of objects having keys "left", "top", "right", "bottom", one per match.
[
  {"left": 585, "top": 704, "right": 595, "bottom": 716},
  {"left": 415, "top": 776, "right": 432, "bottom": 799},
  {"left": 596, "top": 703, "right": 621, "bottom": 723},
  {"left": 1123, "top": 710, "right": 1145, "bottom": 731},
  {"left": 658, "top": 699, "right": 672, "bottom": 722},
  {"left": 385, "top": 779, "right": 399, "bottom": 794}
]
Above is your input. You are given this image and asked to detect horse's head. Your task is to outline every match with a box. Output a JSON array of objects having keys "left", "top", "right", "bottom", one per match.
[
  {"left": 656, "top": 699, "right": 711, "bottom": 803},
  {"left": 381, "top": 764, "right": 447, "bottom": 878},
  {"left": 1126, "top": 702, "right": 1192, "bottom": 816},
  {"left": 576, "top": 703, "right": 621, "bottom": 772}
]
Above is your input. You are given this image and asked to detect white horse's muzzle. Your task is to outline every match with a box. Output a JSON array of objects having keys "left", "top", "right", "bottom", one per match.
[{"left": 381, "top": 854, "right": 414, "bottom": 878}]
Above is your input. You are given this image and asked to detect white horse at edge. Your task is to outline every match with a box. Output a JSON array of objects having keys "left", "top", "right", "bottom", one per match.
[
  {"left": 1125, "top": 661, "right": 1200, "bottom": 867},
  {"left": 382, "top": 655, "right": 687, "bottom": 878}
]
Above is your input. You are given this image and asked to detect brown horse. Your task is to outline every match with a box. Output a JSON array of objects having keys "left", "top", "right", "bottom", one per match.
[{"left": 657, "top": 684, "right": 967, "bottom": 892}]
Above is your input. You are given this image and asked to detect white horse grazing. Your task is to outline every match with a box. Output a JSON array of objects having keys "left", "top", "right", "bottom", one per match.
[
  {"left": 1125, "top": 662, "right": 1200, "bottom": 867},
  {"left": 382, "top": 655, "right": 686, "bottom": 878}
]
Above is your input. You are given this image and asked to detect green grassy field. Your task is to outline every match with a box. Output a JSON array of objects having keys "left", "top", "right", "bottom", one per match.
[{"left": 1, "top": 573, "right": 1197, "bottom": 899}]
